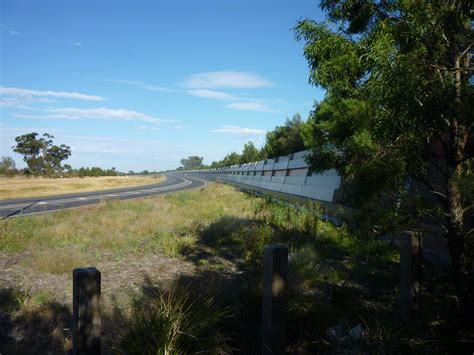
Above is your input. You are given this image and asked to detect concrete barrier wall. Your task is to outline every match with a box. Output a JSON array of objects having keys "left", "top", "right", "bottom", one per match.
[{"left": 191, "top": 150, "right": 343, "bottom": 204}]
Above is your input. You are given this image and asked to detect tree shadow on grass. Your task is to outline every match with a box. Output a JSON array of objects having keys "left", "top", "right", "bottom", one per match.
[
  {"left": 0, "top": 288, "right": 72, "bottom": 355},
  {"left": 181, "top": 216, "right": 256, "bottom": 269},
  {"left": 177, "top": 213, "right": 474, "bottom": 353}
]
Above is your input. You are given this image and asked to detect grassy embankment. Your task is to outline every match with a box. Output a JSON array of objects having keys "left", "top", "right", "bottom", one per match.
[
  {"left": 0, "top": 175, "right": 165, "bottom": 200},
  {"left": 0, "top": 182, "right": 463, "bottom": 353}
]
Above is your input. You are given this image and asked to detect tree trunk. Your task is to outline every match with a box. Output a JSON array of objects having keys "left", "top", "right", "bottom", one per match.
[
  {"left": 446, "top": 173, "right": 474, "bottom": 330},
  {"left": 445, "top": 51, "right": 473, "bottom": 330}
]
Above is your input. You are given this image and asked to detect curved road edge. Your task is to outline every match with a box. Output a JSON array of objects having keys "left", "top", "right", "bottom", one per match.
[{"left": 0, "top": 173, "right": 208, "bottom": 218}]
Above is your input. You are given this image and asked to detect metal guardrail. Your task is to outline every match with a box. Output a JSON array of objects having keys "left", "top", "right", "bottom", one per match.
[{"left": 191, "top": 150, "right": 343, "bottom": 204}]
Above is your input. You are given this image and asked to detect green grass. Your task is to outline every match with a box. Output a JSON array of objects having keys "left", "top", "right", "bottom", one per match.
[
  {"left": 0, "top": 182, "right": 465, "bottom": 353},
  {"left": 117, "top": 285, "right": 230, "bottom": 354},
  {"left": 0, "top": 183, "right": 260, "bottom": 274}
]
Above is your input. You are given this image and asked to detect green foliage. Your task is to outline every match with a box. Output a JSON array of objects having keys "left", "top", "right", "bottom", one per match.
[
  {"left": 241, "top": 224, "right": 273, "bottom": 265},
  {"left": 118, "top": 288, "right": 229, "bottom": 354},
  {"left": 222, "top": 152, "right": 241, "bottom": 166},
  {"left": 263, "top": 113, "right": 307, "bottom": 159},
  {"left": 0, "top": 156, "right": 17, "bottom": 177},
  {"left": 296, "top": 4, "right": 474, "bottom": 321},
  {"left": 13, "top": 132, "right": 71, "bottom": 175},
  {"left": 179, "top": 155, "right": 204, "bottom": 170},
  {"left": 209, "top": 113, "right": 310, "bottom": 169},
  {"left": 295, "top": 1, "right": 473, "bottom": 237},
  {"left": 240, "top": 141, "right": 261, "bottom": 164},
  {"left": 76, "top": 166, "right": 118, "bottom": 177}
]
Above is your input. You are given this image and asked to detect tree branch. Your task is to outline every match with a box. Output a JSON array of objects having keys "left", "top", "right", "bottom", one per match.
[
  {"left": 411, "top": 228, "right": 448, "bottom": 238},
  {"left": 463, "top": 204, "right": 473, "bottom": 214},
  {"left": 414, "top": 176, "right": 448, "bottom": 206},
  {"left": 428, "top": 64, "right": 474, "bottom": 72}
]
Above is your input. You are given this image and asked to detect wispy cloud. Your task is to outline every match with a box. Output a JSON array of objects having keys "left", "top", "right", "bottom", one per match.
[
  {"left": 13, "top": 113, "right": 80, "bottom": 120},
  {"left": 226, "top": 101, "right": 273, "bottom": 112},
  {"left": 187, "top": 89, "right": 237, "bottom": 100},
  {"left": 38, "top": 107, "right": 164, "bottom": 125},
  {"left": 136, "top": 125, "right": 160, "bottom": 131},
  {"left": 182, "top": 71, "right": 273, "bottom": 89},
  {"left": 0, "top": 97, "right": 33, "bottom": 108},
  {"left": 211, "top": 125, "right": 266, "bottom": 136},
  {"left": 69, "top": 41, "right": 83, "bottom": 47},
  {"left": 12, "top": 107, "right": 167, "bottom": 125},
  {"left": 110, "top": 80, "right": 176, "bottom": 93},
  {"left": 0, "top": 87, "right": 104, "bottom": 101},
  {"left": 8, "top": 30, "right": 21, "bottom": 36}
]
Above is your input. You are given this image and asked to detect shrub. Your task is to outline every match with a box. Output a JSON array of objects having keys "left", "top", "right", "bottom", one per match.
[{"left": 241, "top": 224, "right": 273, "bottom": 265}]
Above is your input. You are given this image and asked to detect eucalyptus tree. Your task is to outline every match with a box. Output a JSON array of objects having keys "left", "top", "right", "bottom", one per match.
[
  {"left": 13, "top": 132, "right": 71, "bottom": 175},
  {"left": 296, "top": 1, "right": 473, "bottom": 324}
]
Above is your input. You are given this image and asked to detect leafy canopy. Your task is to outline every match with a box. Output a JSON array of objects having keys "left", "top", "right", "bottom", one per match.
[
  {"left": 240, "top": 141, "right": 261, "bottom": 164},
  {"left": 13, "top": 132, "right": 71, "bottom": 175},
  {"left": 263, "top": 113, "right": 306, "bottom": 159},
  {"left": 295, "top": 0, "right": 473, "bottom": 207},
  {"left": 180, "top": 156, "right": 204, "bottom": 170}
]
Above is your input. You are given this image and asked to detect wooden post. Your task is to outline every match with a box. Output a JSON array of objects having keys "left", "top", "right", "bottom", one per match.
[
  {"left": 262, "top": 245, "right": 288, "bottom": 355},
  {"left": 73, "top": 267, "right": 101, "bottom": 355},
  {"left": 399, "top": 232, "right": 422, "bottom": 319}
]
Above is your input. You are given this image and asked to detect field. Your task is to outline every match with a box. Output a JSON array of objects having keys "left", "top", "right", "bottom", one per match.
[
  {"left": 0, "top": 175, "right": 165, "bottom": 200},
  {"left": 0, "top": 183, "right": 463, "bottom": 353}
]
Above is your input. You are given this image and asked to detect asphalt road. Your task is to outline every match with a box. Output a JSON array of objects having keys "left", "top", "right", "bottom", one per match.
[{"left": 0, "top": 173, "right": 207, "bottom": 218}]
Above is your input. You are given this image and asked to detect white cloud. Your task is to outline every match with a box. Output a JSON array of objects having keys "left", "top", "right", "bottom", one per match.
[
  {"left": 0, "top": 87, "right": 104, "bottom": 101},
  {"left": 40, "top": 107, "right": 164, "bottom": 125},
  {"left": 9, "top": 30, "right": 21, "bottom": 36},
  {"left": 110, "top": 80, "right": 176, "bottom": 93},
  {"left": 187, "top": 89, "right": 236, "bottom": 100},
  {"left": 13, "top": 113, "right": 80, "bottom": 120},
  {"left": 69, "top": 41, "right": 83, "bottom": 47},
  {"left": 182, "top": 71, "right": 273, "bottom": 89},
  {"left": 0, "top": 97, "right": 27, "bottom": 107},
  {"left": 226, "top": 101, "right": 273, "bottom": 112},
  {"left": 211, "top": 125, "right": 266, "bottom": 136},
  {"left": 136, "top": 125, "right": 160, "bottom": 131}
]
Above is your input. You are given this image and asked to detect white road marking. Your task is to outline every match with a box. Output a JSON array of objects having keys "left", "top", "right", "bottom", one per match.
[{"left": 0, "top": 177, "right": 204, "bottom": 216}]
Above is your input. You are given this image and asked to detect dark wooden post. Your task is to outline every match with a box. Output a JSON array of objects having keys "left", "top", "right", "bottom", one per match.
[
  {"left": 399, "top": 232, "right": 422, "bottom": 319},
  {"left": 73, "top": 267, "right": 101, "bottom": 355},
  {"left": 262, "top": 245, "right": 288, "bottom": 355}
]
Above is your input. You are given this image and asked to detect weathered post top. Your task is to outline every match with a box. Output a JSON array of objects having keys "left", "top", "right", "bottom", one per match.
[{"left": 73, "top": 267, "right": 101, "bottom": 355}]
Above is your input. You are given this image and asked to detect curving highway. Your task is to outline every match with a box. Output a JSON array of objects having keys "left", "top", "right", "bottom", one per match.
[{"left": 0, "top": 173, "right": 207, "bottom": 218}]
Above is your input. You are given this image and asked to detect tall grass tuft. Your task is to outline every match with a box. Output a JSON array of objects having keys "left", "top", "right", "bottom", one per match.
[{"left": 118, "top": 287, "right": 230, "bottom": 354}]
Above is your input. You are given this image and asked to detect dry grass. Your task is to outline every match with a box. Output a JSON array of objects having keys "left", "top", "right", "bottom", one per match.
[
  {"left": 0, "top": 183, "right": 258, "bottom": 274},
  {"left": 0, "top": 175, "right": 165, "bottom": 200}
]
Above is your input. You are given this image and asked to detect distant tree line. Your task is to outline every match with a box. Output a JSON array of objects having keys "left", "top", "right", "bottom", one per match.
[{"left": 178, "top": 113, "right": 308, "bottom": 171}]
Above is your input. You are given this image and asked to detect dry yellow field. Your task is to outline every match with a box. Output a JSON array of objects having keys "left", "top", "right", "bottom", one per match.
[{"left": 0, "top": 175, "right": 165, "bottom": 200}]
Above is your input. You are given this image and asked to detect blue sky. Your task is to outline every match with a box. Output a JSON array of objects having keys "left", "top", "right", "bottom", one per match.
[{"left": 0, "top": 0, "right": 326, "bottom": 171}]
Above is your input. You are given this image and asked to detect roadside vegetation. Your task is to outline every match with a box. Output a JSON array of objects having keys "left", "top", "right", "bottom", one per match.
[
  {"left": 0, "top": 182, "right": 466, "bottom": 353},
  {"left": 0, "top": 175, "right": 165, "bottom": 200}
]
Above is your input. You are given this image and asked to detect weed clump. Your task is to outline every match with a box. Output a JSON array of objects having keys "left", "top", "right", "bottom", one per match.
[{"left": 118, "top": 287, "right": 229, "bottom": 354}]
